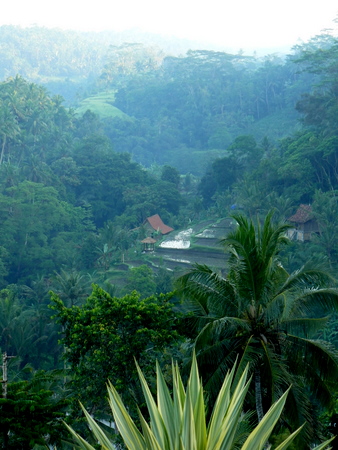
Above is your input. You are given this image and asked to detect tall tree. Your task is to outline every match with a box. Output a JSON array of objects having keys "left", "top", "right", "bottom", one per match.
[
  {"left": 0, "top": 181, "right": 89, "bottom": 283},
  {"left": 176, "top": 211, "right": 338, "bottom": 447},
  {"left": 0, "top": 101, "right": 19, "bottom": 166},
  {"left": 50, "top": 285, "right": 183, "bottom": 419},
  {"left": 294, "top": 36, "right": 338, "bottom": 137},
  {"left": 0, "top": 369, "right": 68, "bottom": 449}
]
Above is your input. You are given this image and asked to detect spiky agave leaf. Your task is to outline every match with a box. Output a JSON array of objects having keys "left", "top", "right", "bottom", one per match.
[
  {"left": 155, "top": 360, "right": 176, "bottom": 448},
  {"left": 312, "top": 436, "right": 336, "bottom": 449},
  {"left": 63, "top": 421, "right": 101, "bottom": 450},
  {"left": 106, "top": 381, "right": 146, "bottom": 450},
  {"left": 211, "top": 364, "right": 251, "bottom": 450},
  {"left": 65, "top": 355, "right": 334, "bottom": 450},
  {"left": 241, "top": 388, "right": 303, "bottom": 450},
  {"left": 206, "top": 360, "right": 238, "bottom": 447},
  {"left": 135, "top": 361, "right": 168, "bottom": 449},
  {"left": 185, "top": 353, "right": 207, "bottom": 449}
]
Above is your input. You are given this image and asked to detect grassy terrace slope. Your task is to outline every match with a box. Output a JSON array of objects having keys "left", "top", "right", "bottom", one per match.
[
  {"left": 75, "top": 91, "right": 131, "bottom": 119},
  {"left": 96, "top": 218, "right": 232, "bottom": 292},
  {"left": 153, "top": 218, "right": 232, "bottom": 271}
]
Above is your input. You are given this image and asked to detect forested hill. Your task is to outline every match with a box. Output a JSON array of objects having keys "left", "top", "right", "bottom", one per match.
[
  {"left": 0, "top": 27, "right": 338, "bottom": 281},
  {"left": 0, "top": 75, "right": 185, "bottom": 285},
  {"left": 0, "top": 25, "right": 229, "bottom": 103},
  {"left": 2, "top": 25, "right": 338, "bottom": 448},
  {"left": 0, "top": 25, "right": 332, "bottom": 175},
  {"left": 0, "top": 29, "right": 337, "bottom": 237}
]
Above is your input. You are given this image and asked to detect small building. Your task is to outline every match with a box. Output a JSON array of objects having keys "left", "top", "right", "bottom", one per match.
[
  {"left": 143, "top": 214, "right": 174, "bottom": 236},
  {"left": 287, "top": 204, "right": 319, "bottom": 241},
  {"left": 141, "top": 237, "right": 156, "bottom": 252}
]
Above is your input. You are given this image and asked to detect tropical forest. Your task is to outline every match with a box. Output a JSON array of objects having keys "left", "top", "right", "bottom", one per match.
[{"left": 1, "top": 25, "right": 338, "bottom": 449}]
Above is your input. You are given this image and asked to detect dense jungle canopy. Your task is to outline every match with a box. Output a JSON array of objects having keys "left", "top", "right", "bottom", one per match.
[{"left": 0, "top": 25, "right": 338, "bottom": 449}]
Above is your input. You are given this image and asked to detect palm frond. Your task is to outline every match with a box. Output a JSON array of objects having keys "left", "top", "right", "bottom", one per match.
[
  {"left": 288, "top": 288, "right": 338, "bottom": 318},
  {"left": 194, "top": 337, "right": 252, "bottom": 403},
  {"left": 285, "top": 335, "right": 338, "bottom": 400},
  {"left": 281, "top": 374, "right": 321, "bottom": 445},
  {"left": 220, "top": 213, "right": 291, "bottom": 307},
  {"left": 196, "top": 317, "right": 251, "bottom": 343},
  {"left": 283, "top": 317, "right": 330, "bottom": 338},
  {"left": 278, "top": 265, "right": 336, "bottom": 294},
  {"left": 176, "top": 264, "right": 237, "bottom": 313},
  {"left": 258, "top": 340, "right": 291, "bottom": 405},
  {"left": 263, "top": 292, "right": 286, "bottom": 325}
]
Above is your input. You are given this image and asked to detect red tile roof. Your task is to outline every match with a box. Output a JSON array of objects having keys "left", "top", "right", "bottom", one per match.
[
  {"left": 288, "top": 204, "right": 313, "bottom": 223},
  {"left": 145, "top": 214, "right": 174, "bottom": 235}
]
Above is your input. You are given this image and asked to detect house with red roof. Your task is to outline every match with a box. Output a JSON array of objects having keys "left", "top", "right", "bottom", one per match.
[
  {"left": 287, "top": 204, "right": 319, "bottom": 241},
  {"left": 143, "top": 214, "right": 174, "bottom": 236}
]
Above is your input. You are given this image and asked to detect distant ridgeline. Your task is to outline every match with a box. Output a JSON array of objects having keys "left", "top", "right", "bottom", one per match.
[
  {"left": 0, "top": 25, "right": 331, "bottom": 172},
  {"left": 0, "top": 26, "right": 337, "bottom": 212},
  {"left": 0, "top": 25, "right": 219, "bottom": 103}
]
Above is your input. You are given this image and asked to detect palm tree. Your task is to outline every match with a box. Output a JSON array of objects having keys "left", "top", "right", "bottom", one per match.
[
  {"left": 52, "top": 269, "right": 90, "bottom": 307},
  {"left": 0, "top": 101, "right": 20, "bottom": 165},
  {"left": 176, "top": 211, "right": 338, "bottom": 446}
]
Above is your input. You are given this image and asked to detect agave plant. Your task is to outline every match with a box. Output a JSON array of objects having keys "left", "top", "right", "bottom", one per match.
[{"left": 65, "top": 354, "right": 334, "bottom": 450}]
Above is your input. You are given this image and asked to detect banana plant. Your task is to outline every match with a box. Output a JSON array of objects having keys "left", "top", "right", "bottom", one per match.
[{"left": 65, "top": 353, "right": 335, "bottom": 450}]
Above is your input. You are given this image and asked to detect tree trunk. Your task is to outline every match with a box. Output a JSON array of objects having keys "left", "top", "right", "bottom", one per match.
[
  {"left": 255, "top": 367, "right": 271, "bottom": 449},
  {"left": 3, "top": 427, "right": 9, "bottom": 449},
  {"left": 0, "top": 134, "right": 7, "bottom": 165},
  {"left": 255, "top": 368, "right": 264, "bottom": 423}
]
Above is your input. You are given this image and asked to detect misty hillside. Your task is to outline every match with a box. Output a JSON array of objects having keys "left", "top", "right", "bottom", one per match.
[
  {"left": 0, "top": 25, "right": 235, "bottom": 102},
  {"left": 1, "top": 23, "right": 338, "bottom": 450}
]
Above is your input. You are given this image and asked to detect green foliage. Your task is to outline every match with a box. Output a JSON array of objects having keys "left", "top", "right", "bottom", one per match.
[
  {"left": 0, "top": 246, "right": 9, "bottom": 286},
  {"left": 98, "top": 42, "right": 165, "bottom": 90},
  {"left": 72, "top": 135, "right": 168, "bottom": 227},
  {"left": 198, "top": 135, "right": 266, "bottom": 208},
  {"left": 227, "top": 135, "right": 262, "bottom": 171},
  {"left": 277, "top": 131, "right": 338, "bottom": 196},
  {"left": 155, "top": 267, "right": 174, "bottom": 294},
  {"left": 0, "top": 26, "right": 105, "bottom": 102},
  {"left": 122, "top": 179, "right": 183, "bottom": 225},
  {"left": 294, "top": 36, "right": 338, "bottom": 136},
  {"left": 198, "top": 156, "right": 241, "bottom": 206},
  {"left": 0, "top": 26, "right": 338, "bottom": 448},
  {"left": 161, "top": 165, "right": 181, "bottom": 188},
  {"left": 66, "top": 354, "right": 334, "bottom": 450},
  {"left": 311, "top": 190, "right": 338, "bottom": 267},
  {"left": 123, "top": 265, "right": 157, "bottom": 298},
  {"left": 176, "top": 211, "right": 338, "bottom": 447},
  {"left": 0, "top": 287, "right": 61, "bottom": 370},
  {"left": 0, "top": 181, "right": 89, "bottom": 283},
  {"left": 113, "top": 50, "right": 305, "bottom": 159},
  {"left": 0, "top": 369, "right": 68, "bottom": 449},
  {"left": 50, "top": 285, "right": 183, "bottom": 417},
  {"left": 52, "top": 269, "right": 91, "bottom": 307}
]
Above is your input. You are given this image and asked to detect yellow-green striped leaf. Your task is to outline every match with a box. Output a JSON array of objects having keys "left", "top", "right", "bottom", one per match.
[
  {"left": 241, "top": 387, "right": 291, "bottom": 450},
  {"left": 106, "top": 381, "right": 146, "bottom": 450}
]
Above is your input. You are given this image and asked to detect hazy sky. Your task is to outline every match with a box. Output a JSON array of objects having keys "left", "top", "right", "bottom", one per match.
[{"left": 2, "top": 0, "right": 338, "bottom": 52}]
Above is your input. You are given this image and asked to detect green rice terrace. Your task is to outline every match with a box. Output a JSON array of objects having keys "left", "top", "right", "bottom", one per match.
[
  {"left": 75, "top": 90, "right": 130, "bottom": 119},
  {"left": 153, "top": 217, "right": 233, "bottom": 271},
  {"left": 103, "top": 218, "right": 234, "bottom": 290}
]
